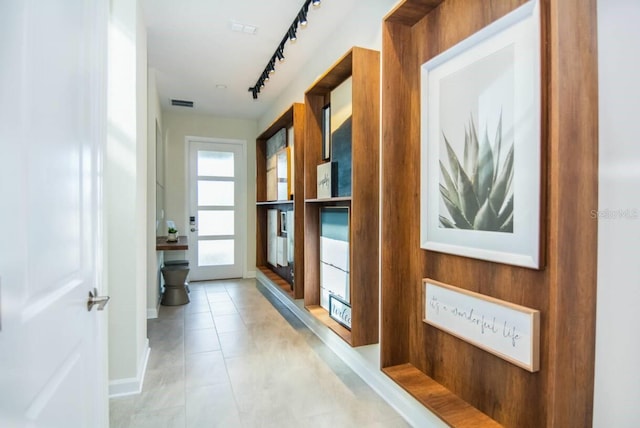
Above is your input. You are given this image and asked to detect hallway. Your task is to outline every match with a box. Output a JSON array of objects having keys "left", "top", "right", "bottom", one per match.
[{"left": 109, "top": 279, "right": 409, "bottom": 427}]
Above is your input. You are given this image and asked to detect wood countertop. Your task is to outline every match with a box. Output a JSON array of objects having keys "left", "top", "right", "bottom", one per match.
[{"left": 156, "top": 235, "right": 188, "bottom": 251}]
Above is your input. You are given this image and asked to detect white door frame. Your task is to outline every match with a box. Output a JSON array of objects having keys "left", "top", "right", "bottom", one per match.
[{"left": 184, "top": 136, "right": 247, "bottom": 279}]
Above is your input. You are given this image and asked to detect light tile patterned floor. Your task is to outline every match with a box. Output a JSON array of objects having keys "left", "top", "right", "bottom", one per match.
[{"left": 109, "top": 279, "right": 410, "bottom": 428}]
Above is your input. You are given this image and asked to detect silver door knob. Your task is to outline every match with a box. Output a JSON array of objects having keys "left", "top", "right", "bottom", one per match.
[
  {"left": 190, "top": 227, "right": 198, "bottom": 232},
  {"left": 87, "top": 288, "right": 110, "bottom": 311}
]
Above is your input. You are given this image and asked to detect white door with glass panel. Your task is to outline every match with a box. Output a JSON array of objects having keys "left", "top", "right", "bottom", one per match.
[{"left": 188, "top": 139, "right": 245, "bottom": 280}]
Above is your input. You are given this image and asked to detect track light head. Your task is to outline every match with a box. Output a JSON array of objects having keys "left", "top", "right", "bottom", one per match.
[
  {"left": 312, "top": 0, "right": 321, "bottom": 6},
  {"left": 288, "top": 27, "right": 297, "bottom": 42},
  {"left": 276, "top": 48, "right": 285, "bottom": 62},
  {"left": 299, "top": 9, "right": 308, "bottom": 26}
]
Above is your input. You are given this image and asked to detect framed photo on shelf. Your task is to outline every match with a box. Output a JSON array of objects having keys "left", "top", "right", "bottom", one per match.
[
  {"left": 420, "top": 0, "right": 542, "bottom": 269},
  {"left": 316, "top": 162, "right": 336, "bottom": 199},
  {"left": 322, "top": 104, "right": 331, "bottom": 160}
]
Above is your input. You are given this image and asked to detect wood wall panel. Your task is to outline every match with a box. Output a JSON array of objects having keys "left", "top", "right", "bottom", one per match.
[
  {"left": 292, "top": 103, "right": 306, "bottom": 298},
  {"left": 380, "top": 20, "right": 421, "bottom": 368},
  {"left": 381, "top": 0, "right": 598, "bottom": 426},
  {"left": 545, "top": 0, "right": 598, "bottom": 425}
]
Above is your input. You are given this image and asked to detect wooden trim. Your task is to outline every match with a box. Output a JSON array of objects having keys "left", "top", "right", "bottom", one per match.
[
  {"left": 384, "top": 0, "right": 444, "bottom": 26},
  {"left": 545, "top": 0, "right": 598, "bottom": 425}
]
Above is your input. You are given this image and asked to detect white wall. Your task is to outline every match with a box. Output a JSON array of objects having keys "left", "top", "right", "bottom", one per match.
[
  {"left": 162, "top": 112, "right": 258, "bottom": 276},
  {"left": 107, "top": 0, "right": 149, "bottom": 395},
  {"left": 593, "top": 0, "right": 640, "bottom": 426},
  {"left": 147, "top": 69, "right": 163, "bottom": 318}
]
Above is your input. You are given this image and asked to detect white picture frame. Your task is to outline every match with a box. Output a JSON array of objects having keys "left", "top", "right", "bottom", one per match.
[{"left": 420, "top": 0, "right": 542, "bottom": 269}]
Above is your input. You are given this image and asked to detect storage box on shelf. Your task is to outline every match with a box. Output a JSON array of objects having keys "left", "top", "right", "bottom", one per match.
[
  {"left": 303, "top": 47, "right": 380, "bottom": 347},
  {"left": 256, "top": 103, "right": 305, "bottom": 299}
]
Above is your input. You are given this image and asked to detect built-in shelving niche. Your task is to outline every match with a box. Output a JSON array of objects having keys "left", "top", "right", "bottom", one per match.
[
  {"left": 380, "top": 1, "right": 598, "bottom": 427},
  {"left": 303, "top": 47, "right": 380, "bottom": 347},
  {"left": 256, "top": 103, "right": 305, "bottom": 299}
]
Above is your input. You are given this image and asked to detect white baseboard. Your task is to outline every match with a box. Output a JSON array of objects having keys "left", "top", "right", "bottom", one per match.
[
  {"left": 146, "top": 307, "right": 158, "bottom": 319},
  {"left": 245, "top": 270, "right": 256, "bottom": 279},
  {"left": 147, "top": 297, "right": 161, "bottom": 319},
  {"left": 256, "top": 271, "right": 445, "bottom": 428},
  {"left": 108, "top": 339, "right": 150, "bottom": 398}
]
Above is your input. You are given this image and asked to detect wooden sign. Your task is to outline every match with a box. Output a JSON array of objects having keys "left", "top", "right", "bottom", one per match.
[
  {"left": 329, "top": 294, "right": 352, "bottom": 330},
  {"left": 423, "top": 279, "right": 540, "bottom": 372}
]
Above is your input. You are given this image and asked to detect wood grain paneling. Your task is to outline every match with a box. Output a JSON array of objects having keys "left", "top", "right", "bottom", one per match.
[
  {"left": 255, "top": 104, "right": 306, "bottom": 298},
  {"left": 381, "top": 0, "right": 598, "bottom": 426},
  {"left": 304, "top": 47, "right": 380, "bottom": 347},
  {"left": 545, "top": 0, "right": 598, "bottom": 425}
]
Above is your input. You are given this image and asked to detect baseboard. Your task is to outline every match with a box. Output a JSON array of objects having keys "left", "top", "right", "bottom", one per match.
[
  {"left": 245, "top": 269, "right": 256, "bottom": 279},
  {"left": 146, "top": 307, "right": 158, "bottom": 319},
  {"left": 147, "top": 297, "right": 161, "bottom": 319},
  {"left": 108, "top": 339, "right": 150, "bottom": 398},
  {"left": 256, "top": 271, "right": 445, "bottom": 428}
]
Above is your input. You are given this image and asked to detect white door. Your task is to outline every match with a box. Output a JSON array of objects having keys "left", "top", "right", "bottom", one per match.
[
  {"left": 188, "top": 139, "right": 246, "bottom": 280},
  {"left": 0, "top": 1, "right": 108, "bottom": 427}
]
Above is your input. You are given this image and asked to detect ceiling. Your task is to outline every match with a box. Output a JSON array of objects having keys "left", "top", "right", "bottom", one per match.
[{"left": 141, "top": 0, "right": 358, "bottom": 120}]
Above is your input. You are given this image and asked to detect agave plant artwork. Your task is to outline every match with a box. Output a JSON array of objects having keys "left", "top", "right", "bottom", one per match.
[{"left": 439, "top": 111, "right": 514, "bottom": 233}]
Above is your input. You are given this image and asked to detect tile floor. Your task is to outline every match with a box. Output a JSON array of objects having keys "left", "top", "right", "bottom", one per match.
[{"left": 109, "top": 279, "right": 410, "bottom": 427}]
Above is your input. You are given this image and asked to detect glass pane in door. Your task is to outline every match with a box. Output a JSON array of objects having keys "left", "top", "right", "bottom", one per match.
[
  {"left": 198, "top": 150, "right": 234, "bottom": 177},
  {"left": 198, "top": 181, "right": 234, "bottom": 206},
  {"left": 198, "top": 210, "right": 234, "bottom": 236},
  {"left": 198, "top": 240, "right": 234, "bottom": 266}
]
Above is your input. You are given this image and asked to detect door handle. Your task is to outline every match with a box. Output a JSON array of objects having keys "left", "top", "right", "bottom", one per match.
[
  {"left": 87, "top": 288, "right": 110, "bottom": 311},
  {"left": 190, "top": 227, "right": 198, "bottom": 232}
]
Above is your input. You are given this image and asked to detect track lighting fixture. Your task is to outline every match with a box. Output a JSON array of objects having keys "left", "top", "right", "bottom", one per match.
[
  {"left": 299, "top": 8, "right": 308, "bottom": 26},
  {"left": 248, "top": 0, "right": 320, "bottom": 99},
  {"left": 288, "top": 26, "right": 297, "bottom": 42}
]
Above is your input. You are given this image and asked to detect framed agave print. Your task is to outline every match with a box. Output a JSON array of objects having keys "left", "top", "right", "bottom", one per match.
[{"left": 420, "top": 0, "right": 542, "bottom": 269}]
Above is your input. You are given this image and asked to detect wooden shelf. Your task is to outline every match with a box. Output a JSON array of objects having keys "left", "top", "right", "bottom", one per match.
[
  {"left": 381, "top": 1, "right": 598, "bottom": 426},
  {"left": 306, "top": 305, "right": 352, "bottom": 344},
  {"left": 383, "top": 364, "right": 500, "bottom": 427},
  {"left": 303, "top": 47, "right": 380, "bottom": 347},
  {"left": 256, "top": 200, "right": 294, "bottom": 206},
  {"left": 304, "top": 197, "right": 352, "bottom": 204},
  {"left": 257, "top": 266, "right": 295, "bottom": 299},
  {"left": 256, "top": 103, "right": 306, "bottom": 299},
  {"left": 156, "top": 235, "right": 188, "bottom": 251}
]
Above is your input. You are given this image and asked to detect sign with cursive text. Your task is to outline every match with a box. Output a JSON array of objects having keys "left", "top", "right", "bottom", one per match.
[
  {"left": 329, "top": 294, "right": 352, "bottom": 330},
  {"left": 423, "top": 279, "right": 540, "bottom": 372}
]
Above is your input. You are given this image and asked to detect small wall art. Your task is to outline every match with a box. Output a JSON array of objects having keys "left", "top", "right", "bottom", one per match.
[{"left": 423, "top": 279, "right": 540, "bottom": 372}]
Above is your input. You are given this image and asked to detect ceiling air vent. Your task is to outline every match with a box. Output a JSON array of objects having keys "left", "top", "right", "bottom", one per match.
[{"left": 171, "top": 99, "right": 194, "bottom": 108}]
